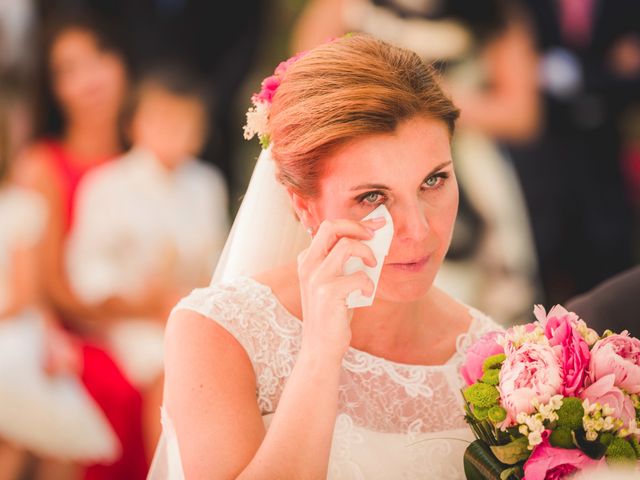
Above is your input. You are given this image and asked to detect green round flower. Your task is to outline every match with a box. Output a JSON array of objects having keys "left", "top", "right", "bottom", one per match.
[
  {"left": 482, "top": 353, "right": 506, "bottom": 372},
  {"left": 556, "top": 397, "right": 584, "bottom": 431},
  {"left": 487, "top": 406, "right": 507, "bottom": 424},
  {"left": 463, "top": 383, "right": 501, "bottom": 408},
  {"left": 599, "top": 432, "right": 615, "bottom": 448},
  {"left": 605, "top": 438, "right": 637, "bottom": 465},
  {"left": 481, "top": 368, "right": 500, "bottom": 386},
  {"left": 629, "top": 437, "right": 640, "bottom": 459},
  {"left": 549, "top": 427, "right": 574, "bottom": 449},
  {"left": 473, "top": 406, "right": 489, "bottom": 421}
]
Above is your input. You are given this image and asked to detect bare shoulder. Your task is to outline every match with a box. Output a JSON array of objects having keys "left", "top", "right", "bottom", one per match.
[
  {"left": 253, "top": 262, "right": 302, "bottom": 319},
  {"left": 164, "top": 307, "right": 256, "bottom": 391},
  {"left": 163, "top": 308, "right": 265, "bottom": 478}
]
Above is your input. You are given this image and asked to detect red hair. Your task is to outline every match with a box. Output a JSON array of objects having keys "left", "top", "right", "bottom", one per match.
[{"left": 268, "top": 34, "right": 459, "bottom": 197}]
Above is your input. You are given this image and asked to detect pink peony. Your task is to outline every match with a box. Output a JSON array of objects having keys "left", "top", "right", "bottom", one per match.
[
  {"left": 536, "top": 305, "right": 590, "bottom": 396},
  {"left": 581, "top": 374, "right": 637, "bottom": 426},
  {"left": 523, "top": 431, "right": 604, "bottom": 480},
  {"left": 460, "top": 331, "right": 504, "bottom": 386},
  {"left": 499, "top": 343, "right": 562, "bottom": 425},
  {"left": 589, "top": 333, "right": 640, "bottom": 394}
]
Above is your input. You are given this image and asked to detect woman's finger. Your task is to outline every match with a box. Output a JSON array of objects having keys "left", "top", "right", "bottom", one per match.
[
  {"left": 316, "top": 236, "right": 377, "bottom": 278},
  {"left": 302, "top": 217, "right": 385, "bottom": 267}
]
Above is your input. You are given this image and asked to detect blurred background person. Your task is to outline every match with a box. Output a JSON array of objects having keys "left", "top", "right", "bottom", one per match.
[
  {"left": 14, "top": 10, "right": 149, "bottom": 480},
  {"left": 292, "top": 0, "right": 542, "bottom": 325},
  {"left": 566, "top": 264, "right": 640, "bottom": 337},
  {"left": 0, "top": 75, "right": 119, "bottom": 480},
  {"left": 66, "top": 66, "right": 229, "bottom": 457},
  {"left": 36, "top": 0, "right": 266, "bottom": 205},
  {"left": 0, "top": 0, "right": 36, "bottom": 78},
  {"left": 509, "top": 0, "right": 640, "bottom": 305}
]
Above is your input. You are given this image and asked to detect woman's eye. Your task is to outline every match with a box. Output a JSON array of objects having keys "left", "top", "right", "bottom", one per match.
[
  {"left": 358, "top": 191, "right": 385, "bottom": 205},
  {"left": 423, "top": 173, "right": 448, "bottom": 189}
]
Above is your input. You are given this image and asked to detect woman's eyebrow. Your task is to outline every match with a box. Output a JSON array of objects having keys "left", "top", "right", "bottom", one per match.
[{"left": 349, "top": 160, "right": 453, "bottom": 191}]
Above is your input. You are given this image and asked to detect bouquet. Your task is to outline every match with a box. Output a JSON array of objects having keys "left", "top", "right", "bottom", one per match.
[{"left": 460, "top": 305, "right": 640, "bottom": 479}]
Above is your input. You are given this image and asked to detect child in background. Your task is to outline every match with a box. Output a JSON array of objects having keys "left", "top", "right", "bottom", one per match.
[
  {"left": 0, "top": 76, "right": 119, "bottom": 480},
  {"left": 66, "top": 65, "right": 229, "bottom": 454}
]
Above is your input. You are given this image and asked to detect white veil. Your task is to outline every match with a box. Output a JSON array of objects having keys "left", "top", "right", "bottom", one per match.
[
  {"left": 211, "top": 146, "right": 311, "bottom": 284},
  {"left": 147, "top": 147, "right": 310, "bottom": 480}
]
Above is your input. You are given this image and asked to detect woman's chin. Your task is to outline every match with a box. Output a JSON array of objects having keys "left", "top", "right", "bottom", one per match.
[{"left": 374, "top": 270, "right": 435, "bottom": 303}]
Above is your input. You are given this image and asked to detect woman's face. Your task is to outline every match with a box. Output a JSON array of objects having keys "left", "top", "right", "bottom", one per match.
[
  {"left": 307, "top": 115, "right": 459, "bottom": 303},
  {"left": 50, "top": 28, "right": 127, "bottom": 123}
]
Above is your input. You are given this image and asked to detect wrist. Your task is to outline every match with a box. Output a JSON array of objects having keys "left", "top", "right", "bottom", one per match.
[{"left": 297, "top": 342, "right": 345, "bottom": 371}]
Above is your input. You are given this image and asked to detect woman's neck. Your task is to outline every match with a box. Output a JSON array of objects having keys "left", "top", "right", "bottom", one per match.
[
  {"left": 254, "top": 263, "right": 471, "bottom": 365},
  {"left": 350, "top": 287, "right": 471, "bottom": 365},
  {"left": 63, "top": 118, "right": 121, "bottom": 160},
  {"left": 350, "top": 292, "right": 433, "bottom": 360}
]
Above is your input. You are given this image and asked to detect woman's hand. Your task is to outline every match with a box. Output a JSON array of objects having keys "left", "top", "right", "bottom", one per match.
[{"left": 296, "top": 217, "right": 386, "bottom": 360}]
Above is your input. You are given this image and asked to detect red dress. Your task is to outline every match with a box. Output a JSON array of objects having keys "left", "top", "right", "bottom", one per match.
[{"left": 42, "top": 140, "right": 149, "bottom": 480}]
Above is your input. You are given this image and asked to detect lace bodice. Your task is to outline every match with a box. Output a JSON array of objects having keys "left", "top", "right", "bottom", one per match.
[{"left": 166, "top": 276, "right": 504, "bottom": 479}]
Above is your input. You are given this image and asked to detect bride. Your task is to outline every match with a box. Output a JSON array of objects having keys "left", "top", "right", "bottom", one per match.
[{"left": 149, "top": 34, "right": 503, "bottom": 479}]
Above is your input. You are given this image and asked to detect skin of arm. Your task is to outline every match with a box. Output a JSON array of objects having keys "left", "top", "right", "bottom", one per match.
[
  {"left": 0, "top": 244, "right": 38, "bottom": 320},
  {"left": 164, "top": 309, "right": 343, "bottom": 480}
]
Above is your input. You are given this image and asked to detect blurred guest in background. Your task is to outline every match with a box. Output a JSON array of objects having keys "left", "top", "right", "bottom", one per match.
[
  {"left": 566, "top": 264, "right": 640, "bottom": 337},
  {"left": 510, "top": 0, "right": 640, "bottom": 305},
  {"left": 293, "top": 0, "right": 542, "bottom": 324},
  {"left": 37, "top": 0, "right": 267, "bottom": 200},
  {"left": 0, "top": 0, "right": 36, "bottom": 77},
  {"left": 0, "top": 76, "right": 120, "bottom": 480},
  {"left": 66, "top": 66, "right": 229, "bottom": 455},
  {"left": 14, "top": 10, "right": 148, "bottom": 480}
]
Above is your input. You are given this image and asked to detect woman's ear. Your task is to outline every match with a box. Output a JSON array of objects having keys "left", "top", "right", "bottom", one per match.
[{"left": 287, "top": 188, "right": 317, "bottom": 230}]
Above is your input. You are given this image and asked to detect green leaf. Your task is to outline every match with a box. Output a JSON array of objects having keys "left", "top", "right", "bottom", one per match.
[
  {"left": 500, "top": 466, "right": 524, "bottom": 480},
  {"left": 489, "top": 437, "right": 531, "bottom": 465},
  {"left": 464, "top": 440, "right": 506, "bottom": 480},
  {"left": 464, "top": 440, "right": 523, "bottom": 480},
  {"left": 574, "top": 429, "right": 607, "bottom": 459},
  {"left": 259, "top": 134, "right": 271, "bottom": 150}
]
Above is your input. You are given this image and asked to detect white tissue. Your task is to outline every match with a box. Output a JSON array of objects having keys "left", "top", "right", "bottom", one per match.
[{"left": 343, "top": 204, "right": 394, "bottom": 308}]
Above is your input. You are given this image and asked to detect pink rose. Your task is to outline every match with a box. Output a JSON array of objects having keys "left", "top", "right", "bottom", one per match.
[
  {"left": 581, "top": 374, "right": 636, "bottom": 426},
  {"left": 589, "top": 333, "right": 640, "bottom": 394},
  {"left": 274, "top": 51, "right": 307, "bottom": 76},
  {"left": 251, "top": 50, "right": 309, "bottom": 106},
  {"left": 536, "top": 305, "right": 590, "bottom": 396},
  {"left": 252, "top": 75, "right": 280, "bottom": 104},
  {"left": 460, "top": 331, "right": 504, "bottom": 386},
  {"left": 523, "top": 431, "right": 604, "bottom": 480},
  {"left": 499, "top": 343, "right": 562, "bottom": 425}
]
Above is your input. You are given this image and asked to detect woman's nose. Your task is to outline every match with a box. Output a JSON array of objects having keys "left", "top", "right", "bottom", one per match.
[{"left": 392, "top": 202, "right": 429, "bottom": 242}]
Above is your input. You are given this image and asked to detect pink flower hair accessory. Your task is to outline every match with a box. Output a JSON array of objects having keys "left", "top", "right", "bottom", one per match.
[
  {"left": 243, "top": 34, "right": 349, "bottom": 149},
  {"left": 243, "top": 50, "right": 308, "bottom": 149}
]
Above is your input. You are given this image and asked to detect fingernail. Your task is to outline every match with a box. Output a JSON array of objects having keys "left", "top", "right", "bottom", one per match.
[{"left": 369, "top": 216, "right": 385, "bottom": 223}]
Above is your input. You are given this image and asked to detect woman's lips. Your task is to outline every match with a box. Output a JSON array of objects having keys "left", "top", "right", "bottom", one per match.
[{"left": 387, "top": 255, "right": 430, "bottom": 272}]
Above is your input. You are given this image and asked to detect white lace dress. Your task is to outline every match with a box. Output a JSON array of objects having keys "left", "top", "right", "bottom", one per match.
[{"left": 151, "top": 276, "right": 504, "bottom": 479}]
